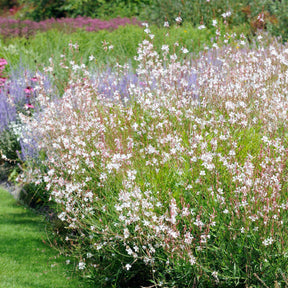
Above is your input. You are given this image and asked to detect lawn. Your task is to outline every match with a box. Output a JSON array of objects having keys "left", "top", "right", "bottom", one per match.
[{"left": 0, "top": 186, "right": 91, "bottom": 288}]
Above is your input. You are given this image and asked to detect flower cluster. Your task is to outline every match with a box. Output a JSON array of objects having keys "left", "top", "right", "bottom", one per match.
[
  {"left": 0, "top": 58, "right": 8, "bottom": 90},
  {"left": 0, "top": 16, "right": 140, "bottom": 39},
  {"left": 17, "top": 24, "right": 288, "bottom": 286},
  {"left": 0, "top": 64, "right": 42, "bottom": 163}
]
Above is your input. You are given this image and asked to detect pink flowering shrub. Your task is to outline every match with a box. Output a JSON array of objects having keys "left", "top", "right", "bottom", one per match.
[
  {"left": 18, "top": 23, "right": 288, "bottom": 287},
  {"left": 0, "top": 16, "right": 140, "bottom": 40}
]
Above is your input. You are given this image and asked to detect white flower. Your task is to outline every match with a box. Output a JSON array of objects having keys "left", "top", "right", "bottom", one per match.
[
  {"left": 161, "top": 45, "right": 169, "bottom": 53},
  {"left": 222, "top": 11, "right": 231, "bottom": 18},
  {"left": 181, "top": 47, "right": 189, "bottom": 54},
  {"left": 198, "top": 25, "right": 206, "bottom": 30},
  {"left": 262, "top": 237, "right": 274, "bottom": 246},
  {"left": 58, "top": 212, "right": 66, "bottom": 221},
  {"left": 78, "top": 262, "right": 86, "bottom": 270},
  {"left": 257, "top": 14, "right": 264, "bottom": 22},
  {"left": 124, "top": 228, "right": 130, "bottom": 239},
  {"left": 212, "top": 19, "right": 217, "bottom": 27},
  {"left": 189, "top": 255, "right": 196, "bottom": 265},
  {"left": 175, "top": 16, "right": 182, "bottom": 24},
  {"left": 89, "top": 55, "right": 95, "bottom": 61},
  {"left": 87, "top": 252, "right": 93, "bottom": 258},
  {"left": 125, "top": 264, "right": 132, "bottom": 270},
  {"left": 164, "top": 21, "right": 169, "bottom": 27}
]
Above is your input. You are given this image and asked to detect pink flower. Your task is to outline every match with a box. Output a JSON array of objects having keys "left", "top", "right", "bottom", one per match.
[
  {"left": 24, "top": 87, "right": 34, "bottom": 94},
  {"left": 0, "top": 77, "right": 7, "bottom": 86},
  {"left": 0, "top": 59, "right": 8, "bottom": 66},
  {"left": 25, "top": 104, "right": 35, "bottom": 109}
]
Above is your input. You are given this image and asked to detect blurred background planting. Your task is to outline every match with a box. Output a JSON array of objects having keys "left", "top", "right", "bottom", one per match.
[{"left": 0, "top": 0, "right": 288, "bottom": 41}]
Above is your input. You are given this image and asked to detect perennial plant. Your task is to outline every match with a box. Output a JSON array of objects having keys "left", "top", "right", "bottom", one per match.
[{"left": 15, "top": 21, "right": 288, "bottom": 287}]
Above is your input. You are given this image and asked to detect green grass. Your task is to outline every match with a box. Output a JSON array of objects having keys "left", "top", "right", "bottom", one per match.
[
  {"left": 0, "top": 22, "right": 251, "bottom": 72},
  {"left": 0, "top": 186, "right": 90, "bottom": 288}
]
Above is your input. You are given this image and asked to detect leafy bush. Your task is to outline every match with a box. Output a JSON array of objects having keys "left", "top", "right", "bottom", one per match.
[
  {"left": 17, "top": 23, "right": 288, "bottom": 287},
  {"left": 16, "top": 0, "right": 151, "bottom": 21},
  {"left": 0, "top": 0, "right": 18, "bottom": 13},
  {"left": 264, "top": 0, "right": 288, "bottom": 42},
  {"left": 0, "top": 124, "right": 21, "bottom": 161},
  {"left": 0, "top": 127, "right": 20, "bottom": 181},
  {"left": 5, "top": 0, "right": 288, "bottom": 44},
  {"left": 139, "top": 0, "right": 250, "bottom": 27},
  {"left": 60, "top": 0, "right": 152, "bottom": 19},
  {"left": 17, "top": 0, "right": 66, "bottom": 21},
  {"left": 139, "top": 0, "right": 288, "bottom": 43}
]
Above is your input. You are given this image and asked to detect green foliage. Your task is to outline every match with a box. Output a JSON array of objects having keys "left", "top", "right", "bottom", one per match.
[
  {"left": 265, "top": 0, "right": 288, "bottom": 42},
  {"left": 7, "top": 0, "right": 288, "bottom": 44},
  {"left": 0, "top": 127, "right": 21, "bottom": 181},
  {"left": 139, "top": 0, "right": 249, "bottom": 27},
  {"left": 17, "top": 0, "right": 152, "bottom": 20},
  {"left": 138, "top": 0, "right": 288, "bottom": 43},
  {"left": 0, "top": 127, "right": 21, "bottom": 162},
  {"left": 19, "top": 182, "right": 49, "bottom": 209},
  {"left": 17, "top": 0, "right": 66, "bottom": 21},
  {"left": 60, "top": 0, "right": 152, "bottom": 19},
  {"left": 0, "top": 0, "right": 18, "bottom": 12}
]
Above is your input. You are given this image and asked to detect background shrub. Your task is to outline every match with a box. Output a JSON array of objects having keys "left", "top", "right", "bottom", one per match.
[
  {"left": 16, "top": 0, "right": 151, "bottom": 21},
  {"left": 265, "top": 0, "right": 288, "bottom": 42},
  {"left": 0, "top": 16, "right": 140, "bottom": 41},
  {"left": 0, "top": 0, "right": 18, "bottom": 14},
  {"left": 2, "top": 0, "right": 288, "bottom": 43}
]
